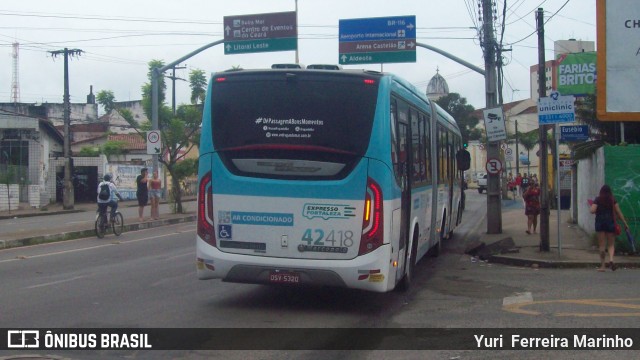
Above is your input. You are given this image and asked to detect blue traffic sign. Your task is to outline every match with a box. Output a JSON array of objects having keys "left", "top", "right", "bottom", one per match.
[
  {"left": 560, "top": 125, "right": 589, "bottom": 141},
  {"left": 339, "top": 16, "right": 416, "bottom": 65}
]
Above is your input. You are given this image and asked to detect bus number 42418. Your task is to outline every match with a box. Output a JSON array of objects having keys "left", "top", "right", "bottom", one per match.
[{"left": 301, "top": 229, "right": 354, "bottom": 247}]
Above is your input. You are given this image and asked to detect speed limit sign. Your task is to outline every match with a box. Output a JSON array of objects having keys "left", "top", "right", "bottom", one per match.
[{"left": 486, "top": 158, "right": 503, "bottom": 174}]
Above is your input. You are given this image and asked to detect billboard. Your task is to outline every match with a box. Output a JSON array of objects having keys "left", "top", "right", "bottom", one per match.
[
  {"left": 557, "top": 52, "right": 596, "bottom": 96},
  {"left": 596, "top": 0, "right": 640, "bottom": 121}
]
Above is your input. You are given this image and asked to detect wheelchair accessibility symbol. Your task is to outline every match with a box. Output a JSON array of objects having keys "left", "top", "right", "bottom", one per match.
[{"left": 218, "top": 224, "right": 232, "bottom": 239}]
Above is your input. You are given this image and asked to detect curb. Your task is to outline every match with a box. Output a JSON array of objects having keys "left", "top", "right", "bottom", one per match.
[
  {"left": 0, "top": 209, "right": 85, "bottom": 221},
  {"left": 488, "top": 254, "right": 640, "bottom": 269},
  {"left": 0, "top": 215, "right": 197, "bottom": 249}
]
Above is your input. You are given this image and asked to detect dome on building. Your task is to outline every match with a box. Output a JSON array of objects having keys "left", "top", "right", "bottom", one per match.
[{"left": 426, "top": 68, "right": 450, "bottom": 101}]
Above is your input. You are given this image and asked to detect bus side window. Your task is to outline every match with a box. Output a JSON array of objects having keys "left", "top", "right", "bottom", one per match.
[
  {"left": 390, "top": 99, "right": 401, "bottom": 186},
  {"left": 424, "top": 113, "right": 431, "bottom": 185}
]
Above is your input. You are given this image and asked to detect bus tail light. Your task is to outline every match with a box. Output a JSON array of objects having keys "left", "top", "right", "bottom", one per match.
[
  {"left": 360, "top": 178, "right": 383, "bottom": 255},
  {"left": 197, "top": 171, "right": 216, "bottom": 247}
]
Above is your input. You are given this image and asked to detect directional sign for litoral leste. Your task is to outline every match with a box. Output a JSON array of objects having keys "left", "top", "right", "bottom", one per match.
[
  {"left": 147, "top": 130, "right": 161, "bottom": 155},
  {"left": 339, "top": 16, "right": 416, "bottom": 65},
  {"left": 223, "top": 12, "right": 297, "bottom": 55},
  {"left": 538, "top": 91, "right": 576, "bottom": 124}
]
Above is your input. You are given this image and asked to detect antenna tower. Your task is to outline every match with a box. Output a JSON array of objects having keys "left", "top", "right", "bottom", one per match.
[{"left": 11, "top": 42, "right": 20, "bottom": 104}]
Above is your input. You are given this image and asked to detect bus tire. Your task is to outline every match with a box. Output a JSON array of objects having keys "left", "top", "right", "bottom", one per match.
[
  {"left": 431, "top": 214, "right": 445, "bottom": 257},
  {"left": 397, "top": 229, "right": 419, "bottom": 292}
]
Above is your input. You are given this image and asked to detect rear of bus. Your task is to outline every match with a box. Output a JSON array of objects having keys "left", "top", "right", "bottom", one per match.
[{"left": 196, "top": 68, "right": 399, "bottom": 292}]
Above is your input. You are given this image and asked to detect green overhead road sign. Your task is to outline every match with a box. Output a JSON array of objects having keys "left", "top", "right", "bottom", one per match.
[
  {"left": 223, "top": 12, "right": 297, "bottom": 55},
  {"left": 339, "top": 16, "right": 416, "bottom": 65}
]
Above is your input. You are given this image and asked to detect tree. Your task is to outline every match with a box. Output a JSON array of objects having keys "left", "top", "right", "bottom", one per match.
[
  {"left": 0, "top": 165, "right": 17, "bottom": 214},
  {"left": 96, "top": 90, "right": 116, "bottom": 114},
  {"left": 134, "top": 60, "right": 202, "bottom": 213},
  {"left": 518, "top": 130, "right": 539, "bottom": 175},
  {"left": 435, "top": 93, "right": 480, "bottom": 142},
  {"left": 189, "top": 69, "right": 207, "bottom": 105}
]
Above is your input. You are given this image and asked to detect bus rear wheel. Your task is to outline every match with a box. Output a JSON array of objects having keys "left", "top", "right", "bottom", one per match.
[{"left": 397, "top": 229, "right": 418, "bottom": 292}]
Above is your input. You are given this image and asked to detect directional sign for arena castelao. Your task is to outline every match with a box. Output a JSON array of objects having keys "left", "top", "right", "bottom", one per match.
[
  {"left": 339, "top": 16, "right": 416, "bottom": 65},
  {"left": 224, "top": 12, "right": 297, "bottom": 55},
  {"left": 538, "top": 91, "right": 576, "bottom": 125}
]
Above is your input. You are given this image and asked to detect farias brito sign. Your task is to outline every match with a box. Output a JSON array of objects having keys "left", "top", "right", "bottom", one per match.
[{"left": 557, "top": 52, "right": 596, "bottom": 96}]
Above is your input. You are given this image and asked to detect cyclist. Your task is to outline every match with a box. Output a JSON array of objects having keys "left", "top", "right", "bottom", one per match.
[{"left": 97, "top": 174, "right": 124, "bottom": 223}]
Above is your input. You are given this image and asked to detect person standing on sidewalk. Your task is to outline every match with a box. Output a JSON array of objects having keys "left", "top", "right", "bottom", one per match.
[
  {"left": 523, "top": 181, "right": 540, "bottom": 235},
  {"left": 149, "top": 169, "right": 162, "bottom": 220},
  {"left": 136, "top": 167, "right": 149, "bottom": 222},
  {"left": 520, "top": 174, "right": 530, "bottom": 199},
  {"left": 590, "top": 185, "right": 630, "bottom": 272},
  {"left": 515, "top": 173, "right": 523, "bottom": 198}
]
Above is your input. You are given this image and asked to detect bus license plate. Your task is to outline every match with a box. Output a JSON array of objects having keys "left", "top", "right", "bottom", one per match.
[{"left": 269, "top": 271, "right": 300, "bottom": 284}]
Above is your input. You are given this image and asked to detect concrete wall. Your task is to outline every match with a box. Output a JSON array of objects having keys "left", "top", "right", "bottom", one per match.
[
  {"left": 576, "top": 147, "right": 606, "bottom": 234},
  {"left": 577, "top": 145, "right": 640, "bottom": 253}
]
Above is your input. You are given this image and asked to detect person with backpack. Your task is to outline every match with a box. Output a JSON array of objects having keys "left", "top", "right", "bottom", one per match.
[{"left": 97, "top": 174, "right": 123, "bottom": 222}]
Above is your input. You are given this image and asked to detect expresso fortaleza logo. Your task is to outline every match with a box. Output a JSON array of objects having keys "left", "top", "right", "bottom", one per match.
[{"left": 302, "top": 203, "right": 356, "bottom": 220}]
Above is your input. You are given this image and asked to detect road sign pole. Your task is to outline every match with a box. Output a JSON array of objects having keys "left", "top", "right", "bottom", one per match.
[{"left": 556, "top": 123, "right": 562, "bottom": 256}]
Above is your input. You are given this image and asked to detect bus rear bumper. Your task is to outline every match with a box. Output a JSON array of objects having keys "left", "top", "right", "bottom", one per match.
[{"left": 196, "top": 238, "right": 396, "bottom": 292}]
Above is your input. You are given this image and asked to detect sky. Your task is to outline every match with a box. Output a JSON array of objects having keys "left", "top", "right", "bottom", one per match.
[{"left": 0, "top": 0, "right": 596, "bottom": 113}]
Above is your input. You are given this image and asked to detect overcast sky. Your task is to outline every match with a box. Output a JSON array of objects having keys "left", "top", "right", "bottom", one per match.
[{"left": 0, "top": 1, "right": 596, "bottom": 112}]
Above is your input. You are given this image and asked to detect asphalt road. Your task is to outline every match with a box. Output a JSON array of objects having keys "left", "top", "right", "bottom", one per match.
[{"left": 1, "top": 192, "right": 638, "bottom": 360}]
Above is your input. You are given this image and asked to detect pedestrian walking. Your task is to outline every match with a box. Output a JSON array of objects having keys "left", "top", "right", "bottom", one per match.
[
  {"left": 515, "top": 173, "right": 523, "bottom": 197},
  {"left": 523, "top": 181, "right": 540, "bottom": 235},
  {"left": 520, "top": 173, "right": 530, "bottom": 198},
  {"left": 149, "top": 169, "right": 162, "bottom": 220},
  {"left": 589, "top": 185, "right": 630, "bottom": 272},
  {"left": 136, "top": 167, "right": 149, "bottom": 222}
]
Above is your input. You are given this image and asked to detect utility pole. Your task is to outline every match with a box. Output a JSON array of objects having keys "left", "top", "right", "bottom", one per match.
[
  {"left": 515, "top": 120, "right": 520, "bottom": 175},
  {"left": 50, "top": 48, "right": 82, "bottom": 210},
  {"left": 482, "top": 0, "right": 502, "bottom": 234},
  {"left": 167, "top": 64, "right": 187, "bottom": 115},
  {"left": 536, "top": 8, "right": 550, "bottom": 251}
]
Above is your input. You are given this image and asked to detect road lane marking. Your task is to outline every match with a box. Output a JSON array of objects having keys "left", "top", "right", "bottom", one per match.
[
  {"left": 503, "top": 298, "right": 640, "bottom": 317},
  {"left": 26, "top": 275, "right": 86, "bottom": 289},
  {"left": 502, "top": 292, "right": 533, "bottom": 306},
  {"left": 0, "top": 231, "right": 187, "bottom": 263}
]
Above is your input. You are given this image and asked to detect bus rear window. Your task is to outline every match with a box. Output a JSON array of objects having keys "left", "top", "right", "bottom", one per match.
[{"left": 211, "top": 72, "right": 379, "bottom": 179}]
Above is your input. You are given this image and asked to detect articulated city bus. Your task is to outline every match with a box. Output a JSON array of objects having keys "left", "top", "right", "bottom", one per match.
[{"left": 196, "top": 66, "right": 466, "bottom": 292}]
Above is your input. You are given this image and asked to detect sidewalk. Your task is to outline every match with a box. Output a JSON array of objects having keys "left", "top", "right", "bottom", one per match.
[
  {"left": 474, "top": 197, "right": 640, "bottom": 269},
  {"left": 0, "top": 198, "right": 196, "bottom": 249}
]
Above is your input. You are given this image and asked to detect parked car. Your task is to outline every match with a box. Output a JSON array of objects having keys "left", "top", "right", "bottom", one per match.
[{"left": 477, "top": 173, "right": 488, "bottom": 193}]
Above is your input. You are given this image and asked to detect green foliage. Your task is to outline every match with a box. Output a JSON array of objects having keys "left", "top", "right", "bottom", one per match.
[
  {"left": 435, "top": 93, "right": 479, "bottom": 142},
  {"left": 101, "top": 141, "right": 128, "bottom": 157},
  {"left": 518, "top": 130, "right": 539, "bottom": 152},
  {"left": 78, "top": 146, "right": 101, "bottom": 157},
  {"left": 173, "top": 158, "right": 198, "bottom": 179},
  {"left": 189, "top": 69, "right": 207, "bottom": 105},
  {"left": 0, "top": 165, "right": 18, "bottom": 184},
  {"left": 96, "top": 90, "right": 116, "bottom": 114}
]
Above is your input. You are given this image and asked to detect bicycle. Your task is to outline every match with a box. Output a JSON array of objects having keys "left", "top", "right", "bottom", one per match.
[{"left": 95, "top": 205, "right": 124, "bottom": 238}]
